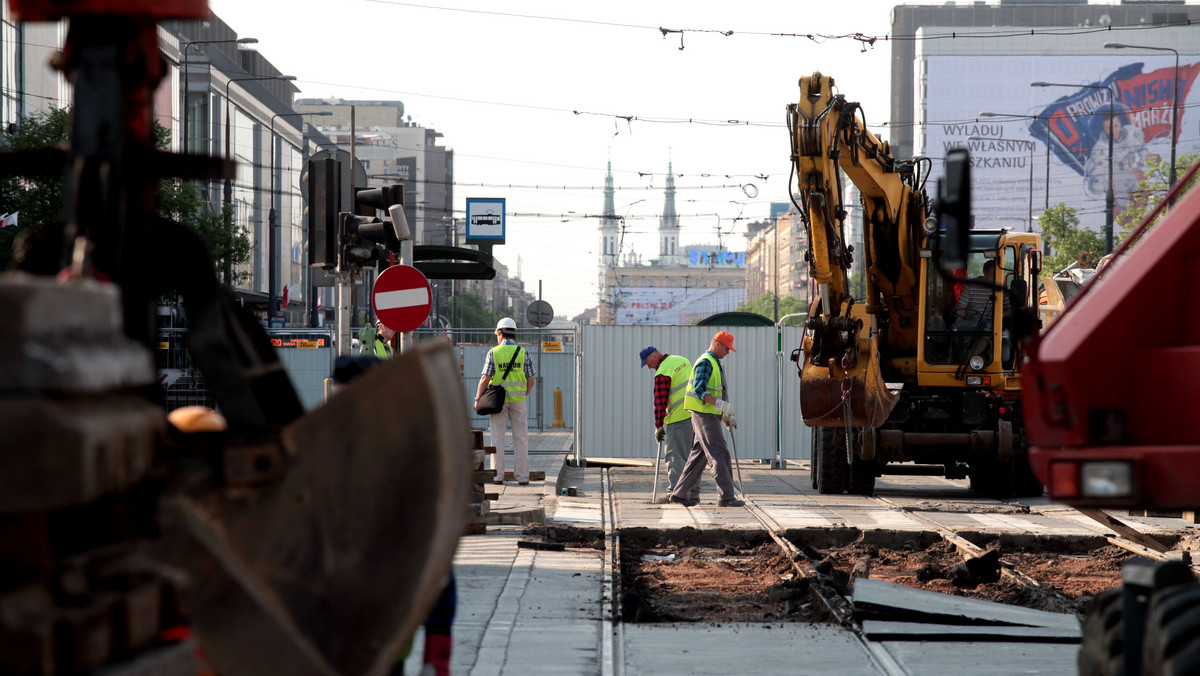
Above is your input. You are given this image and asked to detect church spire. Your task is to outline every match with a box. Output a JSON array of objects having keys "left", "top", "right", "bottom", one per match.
[{"left": 659, "top": 159, "right": 680, "bottom": 265}]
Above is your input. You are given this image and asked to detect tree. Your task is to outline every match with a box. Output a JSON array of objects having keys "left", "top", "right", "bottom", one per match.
[
  {"left": 734, "top": 293, "right": 807, "bottom": 326},
  {"left": 1038, "top": 203, "right": 1103, "bottom": 274},
  {"left": 1, "top": 105, "right": 252, "bottom": 283},
  {"left": 0, "top": 107, "right": 70, "bottom": 270},
  {"left": 1116, "top": 153, "right": 1200, "bottom": 247}
]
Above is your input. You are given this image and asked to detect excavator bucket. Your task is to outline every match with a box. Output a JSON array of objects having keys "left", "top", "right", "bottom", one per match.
[
  {"left": 164, "top": 340, "right": 471, "bottom": 676},
  {"left": 800, "top": 332, "right": 898, "bottom": 428}
]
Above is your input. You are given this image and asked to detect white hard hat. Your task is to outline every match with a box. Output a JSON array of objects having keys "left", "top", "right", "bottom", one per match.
[{"left": 496, "top": 317, "right": 517, "bottom": 331}]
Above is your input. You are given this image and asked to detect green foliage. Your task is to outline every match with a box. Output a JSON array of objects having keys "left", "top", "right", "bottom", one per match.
[
  {"left": 445, "top": 292, "right": 512, "bottom": 329},
  {"left": 1116, "top": 153, "right": 1200, "bottom": 246},
  {"left": 1038, "top": 203, "right": 1103, "bottom": 274},
  {"left": 0, "top": 107, "right": 70, "bottom": 270},
  {"left": 734, "top": 293, "right": 807, "bottom": 326},
  {"left": 156, "top": 180, "right": 252, "bottom": 285},
  {"left": 0, "top": 105, "right": 252, "bottom": 284}
]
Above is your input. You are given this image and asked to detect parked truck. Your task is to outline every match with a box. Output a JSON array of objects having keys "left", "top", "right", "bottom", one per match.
[{"left": 788, "top": 72, "right": 1044, "bottom": 497}]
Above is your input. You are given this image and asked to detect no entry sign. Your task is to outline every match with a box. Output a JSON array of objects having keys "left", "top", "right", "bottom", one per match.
[{"left": 372, "top": 264, "right": 432, "bottom": 333}]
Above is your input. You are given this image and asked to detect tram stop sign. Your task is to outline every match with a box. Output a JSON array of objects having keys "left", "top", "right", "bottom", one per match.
[
  {"left": 372, "top": 264, "right": 432, "bottom": 333},
  {"left": 526, "top": 300, "right": 554, "bottom": 328}
]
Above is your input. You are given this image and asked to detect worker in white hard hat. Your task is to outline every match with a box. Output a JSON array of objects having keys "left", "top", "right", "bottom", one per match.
[{"left": 474, "top": 317, "right": 536, "bottom": 484}]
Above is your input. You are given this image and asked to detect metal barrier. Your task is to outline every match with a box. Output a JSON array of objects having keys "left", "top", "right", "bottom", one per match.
[
  {"left": 156, "top": 328, "right": 215, "bottom": 410},
  {"left": 156, "top": 327, "right": 335, "bottom": 412}
]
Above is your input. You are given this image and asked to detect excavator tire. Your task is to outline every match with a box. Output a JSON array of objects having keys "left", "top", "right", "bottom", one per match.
[
  {"left": 1142, "top": 582, "right": 1200, "bottom": 676},
  {"left": 969, "top": 460, "right": 1015, "bottom": 499},
  {"left": 846, "top": 430, "right": 877, "bottom": 496},
  {"left": 1078, "top": 587, "right": 1125, "bottom": 676},
  {"left": 815, "top": 427, "right": 845, "bottom": 495},
  {"left": 1011, "top": 450, "right": 1045, "bottom": 498}
]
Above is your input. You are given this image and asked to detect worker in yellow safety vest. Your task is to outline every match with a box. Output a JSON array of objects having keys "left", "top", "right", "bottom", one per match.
[
  {"left": 474, "top": 317, "right": 536, "bottom": 485},
  {"left": 640, "top": 346, "right": 698, "bottom": 504},
  {"left": 669, "top": 331, "right": 743, "bottom": 508}
]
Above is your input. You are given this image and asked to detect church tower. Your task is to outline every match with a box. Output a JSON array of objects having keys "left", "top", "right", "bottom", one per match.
[
  {"left": 659, "top": 160, "right": 680, "bottom": 266},
  {"left": 600, "top": 160, "right": 619, "bottom": 268}
]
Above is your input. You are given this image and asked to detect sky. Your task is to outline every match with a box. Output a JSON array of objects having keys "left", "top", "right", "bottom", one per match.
[{"left": 203, "top": 0, "right": 919, "bottom": 318}]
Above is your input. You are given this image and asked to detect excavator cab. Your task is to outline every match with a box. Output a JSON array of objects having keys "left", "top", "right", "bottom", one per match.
[{"left": 919, "top": 231, "right": 1040, "bottom": 384}]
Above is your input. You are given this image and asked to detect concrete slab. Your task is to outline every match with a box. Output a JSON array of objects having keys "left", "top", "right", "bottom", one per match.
[
  {"left": 621, "top": 623, "right": 880, "bottom": 676},
  {"left": 863, "top": 620, "right": 1080, "bottom": 642},
  {"left": 853, "top": 579, "right": 1079, "bottom": 631},
  {"left": 876, "top": 640, "right": 1078, "bottom": 675}
]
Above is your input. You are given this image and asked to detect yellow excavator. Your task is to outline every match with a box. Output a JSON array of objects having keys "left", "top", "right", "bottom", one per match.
[{"left": 788, "top": 72, "right": 1045, "bottom": 497}]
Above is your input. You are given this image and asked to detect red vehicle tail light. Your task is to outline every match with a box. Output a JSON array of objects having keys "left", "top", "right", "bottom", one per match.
[{"left": 1049, "top": 461, "right": 1079, "bottom": 499}]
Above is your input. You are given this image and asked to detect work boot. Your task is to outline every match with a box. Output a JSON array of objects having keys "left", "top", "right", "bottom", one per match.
[
  {"left": 717, "top": 498, "right": 745, "bottom": 507},
  {"left": 668, "top": 494, "right": 698, "bottom": 507},
  {"left": 654, "top": 496, "right": 672, "bottom": 504}
]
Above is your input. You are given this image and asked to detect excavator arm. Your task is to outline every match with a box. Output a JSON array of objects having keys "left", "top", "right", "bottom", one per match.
[{"left": 789, "top": 72, "right": 927, "bottom": 427}]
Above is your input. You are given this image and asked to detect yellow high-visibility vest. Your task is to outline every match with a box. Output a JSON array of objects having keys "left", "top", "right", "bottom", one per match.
[
  {"left": 489, "top": 344, "right": 528, "bottom": 402},
  {"left": 655, "top": 354, "right": 693, "bottom": 425},
  {"left": 684, "top": 352, "right": 723, "bottom": 415}
]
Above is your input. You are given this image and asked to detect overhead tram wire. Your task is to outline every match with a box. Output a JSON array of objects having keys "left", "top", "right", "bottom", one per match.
[{"left": 362, "top": 1, "right": 1195, "bottom": 44}]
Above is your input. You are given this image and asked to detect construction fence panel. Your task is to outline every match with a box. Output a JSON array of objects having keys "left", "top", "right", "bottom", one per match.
[
  {"left": 157, "top": 328, "right": 335, "bottom": 413},
  {"left": 268, "top": 329, "right": 337, "bottom": 411},
  {"left": 412, "top": 327, "right": 576, "bottom": 432},
  {"left": 578, "top": 325, "right": 809, "bottom": 462}
]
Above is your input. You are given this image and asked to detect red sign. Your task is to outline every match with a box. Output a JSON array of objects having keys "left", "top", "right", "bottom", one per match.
[{"left": 372, "top": 265, "right": 432, "bottom": 333}]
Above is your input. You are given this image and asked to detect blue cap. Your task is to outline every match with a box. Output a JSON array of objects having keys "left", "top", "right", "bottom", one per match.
[{"left": 639, "top": 346, "right": 657, "bottom": 367}]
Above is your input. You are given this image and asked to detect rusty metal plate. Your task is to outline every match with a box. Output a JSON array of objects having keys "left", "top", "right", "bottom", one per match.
[{"left": 166, "top": 341, "right": 471, "bottom": 676}]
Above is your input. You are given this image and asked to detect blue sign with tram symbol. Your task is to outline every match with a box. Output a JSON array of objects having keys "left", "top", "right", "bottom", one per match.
[{"left": 466, "top": 198, "right": 506, "bottom": 242}]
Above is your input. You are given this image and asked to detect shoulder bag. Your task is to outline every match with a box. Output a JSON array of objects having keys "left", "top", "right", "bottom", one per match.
[{"left": 475, "top": 347, "right": 522, "bottom": 415}]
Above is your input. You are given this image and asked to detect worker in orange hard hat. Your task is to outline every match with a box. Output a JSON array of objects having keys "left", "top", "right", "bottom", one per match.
[{"left": 669, "top": 331, "right": 743, "bottom": 508}]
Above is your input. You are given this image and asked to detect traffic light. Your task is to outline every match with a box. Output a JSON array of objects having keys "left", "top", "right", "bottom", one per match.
[
  {"left": 338, "top": 183, "right": 408, "bottom": 270},
  {"left": 306, "top": 157, "right": 339, "bottom": 269}
]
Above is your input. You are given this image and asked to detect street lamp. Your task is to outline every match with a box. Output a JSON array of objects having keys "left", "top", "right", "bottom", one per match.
[
  {"left": 269, "top": 110, "right": 332, "bottom": 322},
  {"left": 222, "top": 74, "right": 295, "bottom": 286},
  {"left": 969, "top": 136, "right": 1035, "bottom": 232},
  {"left": 180, "top": 37, "right": 257, "bottom": 154},
  {"left": 1105, "top": 42, "right": 1180, "bottom": 197},
  {"left": 1033, "top": 81, "right": 1116, "bottom": 253},
  {"left": 979, "top": 112, "right": 1051, "bottom": 212}
]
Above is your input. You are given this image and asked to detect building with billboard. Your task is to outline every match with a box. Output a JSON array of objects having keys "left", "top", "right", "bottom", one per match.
[{"left": 892, "top": 1, "right": 1200, "bottom": 240}]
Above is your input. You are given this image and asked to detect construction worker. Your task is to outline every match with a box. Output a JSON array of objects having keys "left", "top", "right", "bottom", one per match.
[
  {"left": 640, "top": 346, "right": 698, "bottom": 504},
  {"left": 474, "top": 317, "right": 536, "bottom": 484},
  {"left": 669, "top": 331, "right": 743, "bottom": 508},
  {"left": 370, "top": 320, "right": 396, "bottom": 358}
]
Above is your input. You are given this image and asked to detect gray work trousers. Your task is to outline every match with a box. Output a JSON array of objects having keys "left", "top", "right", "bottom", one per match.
[
  {"left": 671, "top": 412, "right": 736, "bottom": 502},
  {"left": 664, "top": 418, "right": 698, "bottom": 499}
]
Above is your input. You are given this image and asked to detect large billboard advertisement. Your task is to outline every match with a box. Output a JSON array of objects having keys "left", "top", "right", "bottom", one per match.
[
  {"left": 612, "top": 287, "right": 746, "bottom": 325},
  {"left": 921, "top": 55, "right": 1200, "bottom": 234}
]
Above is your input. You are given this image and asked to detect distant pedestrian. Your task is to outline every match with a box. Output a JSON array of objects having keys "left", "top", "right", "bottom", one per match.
[
  {"left": 670, "top": 331, "right": 743, "bottom": 508},
  {"left": 640, "top": 346, "right": 698, "bottom": 504},
  {"left": 367, "top": 320, "right": 395, "bottom": 358},
  {"left": 474, "top": 317, "right": 536, "bottom": 484}
]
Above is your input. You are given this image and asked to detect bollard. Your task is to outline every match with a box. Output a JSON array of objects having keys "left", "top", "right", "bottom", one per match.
[{"left": 553, "top": 387, "right": 566, "bottom": 428}]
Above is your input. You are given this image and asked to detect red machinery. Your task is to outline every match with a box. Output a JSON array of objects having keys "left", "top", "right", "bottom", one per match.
[{"left": 1023, "top": 162, "right": 1200, "bottom": 514}]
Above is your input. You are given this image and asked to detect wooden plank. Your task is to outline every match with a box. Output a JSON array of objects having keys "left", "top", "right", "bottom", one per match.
[
  {"left": 1075, "top": 507, "right": 1169, "bottom": 553},
  {"left": 473, "top": 469, "right": 499, "bottom": 484},
  {"left": 502, "top": 470, "right": 545, "bottom": 481},
  {"left": 464, "top": 522, "right": 487, "bottom": 535}
]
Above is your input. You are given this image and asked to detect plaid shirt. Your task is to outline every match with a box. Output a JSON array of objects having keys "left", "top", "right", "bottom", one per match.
[
  {"left": 481, "top": 339, "right": 537, "bottom": 378},
  {"left": 651, "top": 353, "right": 675, "bottom": 428},
  {"left": 691, "top": 351, "right": 724, "bottom": 401}
]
